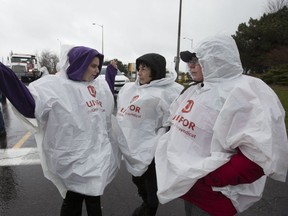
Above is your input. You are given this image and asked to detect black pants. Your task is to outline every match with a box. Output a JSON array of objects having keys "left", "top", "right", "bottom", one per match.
[
  {"left": 132, "top": 159, "right": 159, "bottom": 215},
  {"left": 60, "top": 191, "right": 102, "bottom": 216}
]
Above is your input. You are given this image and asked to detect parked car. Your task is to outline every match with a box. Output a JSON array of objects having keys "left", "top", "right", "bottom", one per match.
[{"left": 99, "top": 66, "right": 130, "bottom": 94}]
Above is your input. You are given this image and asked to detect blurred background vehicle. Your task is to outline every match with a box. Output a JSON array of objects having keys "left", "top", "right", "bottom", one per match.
[
  {"left": 99, "top": 66, "right": 130, "bottom": 94},
  {"left": 8, "top": 53, "right": 41, "bottom": 82}
]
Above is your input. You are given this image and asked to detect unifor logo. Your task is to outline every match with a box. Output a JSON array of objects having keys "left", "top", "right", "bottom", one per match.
[
  {"left": 87, "top": 85, "right": 96, "bottom": 97},
  {"left": 182, "top": 100, "right": 194, "bottom": 113},
  {"left": 130, "top": 95, "right": 139, "bottom": 104}
]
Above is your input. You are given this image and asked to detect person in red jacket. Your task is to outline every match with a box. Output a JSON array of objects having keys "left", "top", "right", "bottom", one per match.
[{"left": 155, "top": 34, "right": 288, "bottom": 216}]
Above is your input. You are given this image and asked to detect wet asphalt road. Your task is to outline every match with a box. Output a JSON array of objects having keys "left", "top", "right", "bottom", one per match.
[{"left": 1, "top": 101, "right": 288, "bottom": 216}]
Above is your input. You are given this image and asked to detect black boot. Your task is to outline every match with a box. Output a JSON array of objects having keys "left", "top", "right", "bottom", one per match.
[
  {"left": 132, "top": 202, "right": 158, "bottom": 216},
  {"left": 146, "top": 205, "right": 158, "bottom": 216},
  {"left": 0, "top": 130, "right": 6, "bottom": 138},
  {"left": 132, "top": 202, "right": 147, "bottom": 216}
]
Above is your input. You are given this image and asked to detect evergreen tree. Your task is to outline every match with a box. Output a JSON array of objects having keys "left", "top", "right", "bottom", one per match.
[{"left": 233, "top": 6, "right": 288, "bottom": 73}]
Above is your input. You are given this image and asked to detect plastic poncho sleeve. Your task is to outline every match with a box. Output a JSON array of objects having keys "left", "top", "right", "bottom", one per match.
[
  {"left": 0, "top": 62, "right": 35, "bottom": 118},
  {"left": 204, "top": 149, "right": 264, "bottom": 187},
  {"left": 210, "top": 78, "right": 288, "bottom": 182},
  {"left": 105, "top": 64, "right": 117, "bottom": 94}
]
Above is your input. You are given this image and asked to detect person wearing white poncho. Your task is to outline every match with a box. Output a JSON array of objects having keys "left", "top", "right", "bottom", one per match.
[
  {"left": 0, "top": 45, "right": 121, "bottom": 216},
  {"left": 155, "top": 34, "right": 288, "bottom": 216},
  {"left": 116, "top": 53, "right": 183, "bottom": 216}
]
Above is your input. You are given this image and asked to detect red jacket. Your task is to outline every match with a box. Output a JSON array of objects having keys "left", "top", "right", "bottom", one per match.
[{"left": 181, "top": 149, "right": 264, "bottom": 216}]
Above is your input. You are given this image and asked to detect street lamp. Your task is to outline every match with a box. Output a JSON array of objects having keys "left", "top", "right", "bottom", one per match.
[
  {"left": 57, "top": 38, "right": 62, "bottom": 55},
  {"left": 183, "top": 37, "right": 193, "bottom": 49},
  {"left": 57, "top": 38, "right": 62, "bottom": 46},
  {"left": 175, "top": 0, "right": 182, "bottom": 75},
  {"left": 92, "top": 23, "right": 104, "bottom": 54}
]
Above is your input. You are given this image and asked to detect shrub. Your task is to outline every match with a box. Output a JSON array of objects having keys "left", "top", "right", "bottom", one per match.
[{"left": 260, "top": 64, "right": 288, "bottom": 86}]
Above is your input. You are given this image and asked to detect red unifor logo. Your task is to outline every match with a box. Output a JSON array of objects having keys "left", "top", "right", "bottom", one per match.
[
  {"left": 130, "top": 95, "right": 139, "bottom": 104},
  {"left": 182, "top": 100, "right": 194, "bottom": 113},
  {"left": 87, "top": 85, "right": 96, "bottom": 97}
]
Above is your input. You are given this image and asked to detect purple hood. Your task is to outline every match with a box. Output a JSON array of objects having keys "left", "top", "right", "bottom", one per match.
[{"left": 67, "top": 46, "right": 104, "bottom": 81}]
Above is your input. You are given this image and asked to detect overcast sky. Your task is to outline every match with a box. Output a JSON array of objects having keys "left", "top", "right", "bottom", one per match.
[{"left": 0, "top": 0, "right": 267, "bottom": 71}]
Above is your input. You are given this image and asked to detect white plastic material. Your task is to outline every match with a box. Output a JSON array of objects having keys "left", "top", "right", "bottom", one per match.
[
  {"left": 117, "top": 72, "right": 183, "bottom": 176},
  {"left": 155, "top": 34, "right": 288, "bottom": 212}
]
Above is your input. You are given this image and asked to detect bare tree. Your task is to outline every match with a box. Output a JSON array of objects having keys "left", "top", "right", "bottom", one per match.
[
  {"left": 266, "top": 0, "right": 288, "bottom": 13},
  {"left": 39, "top": 50, "right": 59, "bottom": 74}
]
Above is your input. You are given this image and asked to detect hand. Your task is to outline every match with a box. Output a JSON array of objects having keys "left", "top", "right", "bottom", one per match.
[{"left": 110, "top": 59, "right": 118, "bottom": 69}]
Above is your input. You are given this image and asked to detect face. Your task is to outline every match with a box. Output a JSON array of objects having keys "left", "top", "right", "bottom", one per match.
[
  {"left": 82, "top": 57, "right": 100, "bottom": 82},
  {"left": 137, "top": 64, "right": 152, "bottom": 85},
  {"left": 188, "top": 58, "right": 203, "bottom": 82}
]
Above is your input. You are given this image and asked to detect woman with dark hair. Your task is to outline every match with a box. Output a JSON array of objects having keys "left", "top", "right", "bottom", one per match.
[{"left": 116, "top": 53, "right": 183, "bottom": 216}]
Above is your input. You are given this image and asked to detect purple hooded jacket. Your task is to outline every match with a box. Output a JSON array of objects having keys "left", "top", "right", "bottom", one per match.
[{"left": 105, "top": 64, "right": 117, "bottom": 94}]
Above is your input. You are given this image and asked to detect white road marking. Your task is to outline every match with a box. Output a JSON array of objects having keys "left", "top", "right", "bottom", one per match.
[{"left": 0, "top": 147, "right": 40, "bottom": 166}]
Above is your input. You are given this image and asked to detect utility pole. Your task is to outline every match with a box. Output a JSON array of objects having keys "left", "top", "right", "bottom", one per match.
[{"left": 175, "top": 0, "right": 182, "bottom": 75}]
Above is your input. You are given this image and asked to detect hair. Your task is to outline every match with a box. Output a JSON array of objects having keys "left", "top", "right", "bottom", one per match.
[{"left": 136, "top": 53, "right": 166, "bottom": 81}]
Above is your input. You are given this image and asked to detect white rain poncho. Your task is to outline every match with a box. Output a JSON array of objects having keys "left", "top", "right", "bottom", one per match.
[
  {"left": 116, "top": 71, "right": 183, "bottom": 176},
  {"left": 155, "top": 34, "right": 288, "bottom": 212},
  {"left": 26, "top": 45, "right": 121, "bottom": 198}
]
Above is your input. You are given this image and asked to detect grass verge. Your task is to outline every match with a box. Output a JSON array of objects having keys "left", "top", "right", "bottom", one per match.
[{"left": 270, "top": 85, "right": 288, "bottom": 132}]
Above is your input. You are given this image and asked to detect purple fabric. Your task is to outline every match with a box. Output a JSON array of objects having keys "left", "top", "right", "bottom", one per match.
[
  {"left": 67, "top": 46, "right": 104, "bottom": 81},
  {"left": 105, "top": 64, "right": 117, "bottom": 94},
  {"left": 0, "top": 62, "right": 35, "bottom": 118}
]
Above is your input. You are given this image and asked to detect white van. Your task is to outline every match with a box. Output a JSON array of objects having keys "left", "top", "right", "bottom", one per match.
[{"left": 99, "top": 66, "right": 130, "bottom": 94}]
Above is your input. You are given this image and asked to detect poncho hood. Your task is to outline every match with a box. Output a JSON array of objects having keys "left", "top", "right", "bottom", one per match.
[
  {"left": 134, "top": 70, "right": 178, "bottom": 89},
  {"left": 58, "top": 45, "right": 104, "bottom": 81},
  {"left": 193, "top": 34, "right": 243, "bottom": 83}
]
